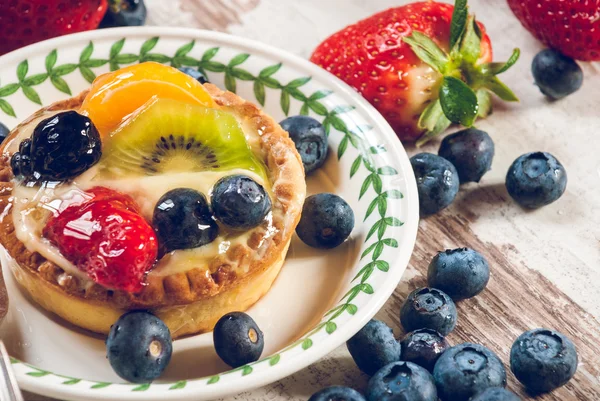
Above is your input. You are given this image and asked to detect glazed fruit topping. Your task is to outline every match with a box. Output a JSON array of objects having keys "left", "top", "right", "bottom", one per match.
[
  {"left": 43, "top": 187, "right": 158, "bottom": 293},
  {"left": 97, "top": 98, "right": 266, "bottom": 181},
  {"left": 280, "top": 115, "right": 328, "bottom": 174},
  {"left": 213, "top": 312, "right": 264, "bottom": 368},
  {"left": 152, "top": 188, "right": 219, "bottom": 253},
  {"left": 106, "top": 311, "right": 172, "bottom": 383},
  {"left": 80, "top": 62, "right": 215, "bottom": 135},
  {"left": 296, "top": 193, "right": 355, "bottom": 249},
  {"left": 211, "top": 175, "right": 272, "bottom": 230},
  {"left": 11, "top": 111, "right": 102, "bottom": 183}
]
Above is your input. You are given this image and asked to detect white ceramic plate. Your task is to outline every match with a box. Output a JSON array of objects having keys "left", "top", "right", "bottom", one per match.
[{"left": 0, "top": 27, "right": 418, "bottom": 401}]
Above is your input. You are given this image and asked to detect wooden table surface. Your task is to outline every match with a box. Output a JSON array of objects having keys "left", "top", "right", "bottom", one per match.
[{"left": 25, "top": 0, "right": 600, "bottom": 400}]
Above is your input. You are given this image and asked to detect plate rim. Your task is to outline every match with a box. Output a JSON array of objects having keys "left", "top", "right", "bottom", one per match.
[{"left": 0, "top": 26, "right": 419, "bottom": 400}]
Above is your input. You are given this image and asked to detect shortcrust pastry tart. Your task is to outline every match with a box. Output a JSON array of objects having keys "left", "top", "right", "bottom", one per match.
[{"left": 0, "top": 62, "right": 306, "bottom": 338}]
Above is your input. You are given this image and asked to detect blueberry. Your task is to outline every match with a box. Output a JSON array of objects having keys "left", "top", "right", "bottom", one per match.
[
  {"left": 470, "top": 388, "right": 522, "bottom": 401},
  {"left": 434, "top": 343, "right": 506, "bottom": 401},
  {"left": 11, "top": 111, "right": 101, "bottom": 182},
  {"left": 178, "top": 67, "right": 209, "bottom": 84},
  {"left": 510, "top": 328, "right": 577, "bottom": 393},
  {"left": 400, "top": 329, "right": 449, "bottom": 372},
  {"left": 532, "top": 49, "right": 583, "bottom": 100},
  {"left": 438, "top": 128, "right": 494, "bottom": 183},
  {"left": 213, "top": 312, "right": 264, "bottom": 368},
  {"left": 505, "top": 152, "right": 567, "bottom": 209},
  {"left": 410, "top": 153, "right": 459, "bottom": 216},
  {"left": 99, "top": 0, "right": 147, "bottom": 28},
  {"left": 308, "top": 386, "right": 366, "bottom": 401},
  {"left": 427, "top": 248, "right": 490, "bottom": 301},
  {"left": 296, "top": 193, "right": 354, "bottom": 249},
  {"left": 153, "top": 188, "right": 218, "bottom": 252},
  {"left": 106, "top": 311, "right": 172, "bottom": 383},
  {"left": 366, "top": 361, "right": 437, "bottom": 401},
  {"left": 211, "top": 175, "right": 271, "bottom": 229},
  {"left": 400, "top": 288, "right": 457, "bottom": 336},
  {"left": 346, "top": 319, "right": 401, "bottom": 376},
  {"left": 0, "top": 122, "right": 9, "bottom": 144},
  {"left": 280, "top": 115, "right": 328, "bottom": 174}
]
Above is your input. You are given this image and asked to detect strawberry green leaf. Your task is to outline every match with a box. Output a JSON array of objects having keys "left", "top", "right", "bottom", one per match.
[
  {"left": 486, "top": 48, "right": 521, "bottom": 75},
  {"left": 484, "top": 76, "right": 519, "bottom": 101},
  {"left": 403, "top": 32, "right": 448, "bottom": 73},
  {"left": 416, "top": 99, "right": 452, "bottom": 146},
  {"left": 439, "top": 76, "right": 478, "bottom": 127},
  {"left": 459, "top": 16, "right": 481, "bottom": 64},
  {"left": 450, "top": 0, "right": 469, "bottom": 50},
  {"left": 476, "top": 89, "right": 491, "bottom": 118}
]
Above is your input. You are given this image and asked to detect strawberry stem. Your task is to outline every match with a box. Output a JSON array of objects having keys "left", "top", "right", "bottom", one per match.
[{"left": 403, "top": 0, "right": 520, "bottom": 145}]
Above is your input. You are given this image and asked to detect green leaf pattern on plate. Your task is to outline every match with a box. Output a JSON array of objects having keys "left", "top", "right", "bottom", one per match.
[{"left": 4, "top": 36, "right": 404, "bottom": 391}]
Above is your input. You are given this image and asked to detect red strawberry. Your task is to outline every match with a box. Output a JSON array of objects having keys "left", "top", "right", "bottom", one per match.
[
  {"left": 311, "top": 0, "right": 519, "bottom": 144},
  {"left": 0, "top": 0, "right": 108, "bottom": 56},
  {"left": 508, "top": 0, "right": 600, "bottom": 61},
  {"left": 43, "top": 187, "right": 157, "bottom": 293}
]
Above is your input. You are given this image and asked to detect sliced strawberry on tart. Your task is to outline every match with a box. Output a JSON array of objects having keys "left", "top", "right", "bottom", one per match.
[{"left": 0, "top": 62, "right": 306, "bottom": 338}]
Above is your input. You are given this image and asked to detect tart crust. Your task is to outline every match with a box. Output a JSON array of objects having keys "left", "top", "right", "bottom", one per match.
[{"left": 0, "top": 84, "right": 306, "bottom": 338}]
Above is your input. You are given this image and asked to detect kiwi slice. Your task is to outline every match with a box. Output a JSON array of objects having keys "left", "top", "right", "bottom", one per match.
[{"left": 97, "top": 99, "right": 267, "bottom": 179}]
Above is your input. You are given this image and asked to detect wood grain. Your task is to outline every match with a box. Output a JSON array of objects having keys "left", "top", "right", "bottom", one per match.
[{"left": 388, "top": 195, "right": 600, "bottom": 400}]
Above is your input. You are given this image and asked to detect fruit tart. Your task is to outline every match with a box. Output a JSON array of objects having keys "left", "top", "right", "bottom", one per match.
[{"left": 0, "top": 62, "right": 306, "bottom": 338}]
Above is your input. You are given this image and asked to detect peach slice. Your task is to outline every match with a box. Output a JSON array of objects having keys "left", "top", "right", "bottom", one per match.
[{"left": 80, "top": 62, "right": 215, "bottom": 135}]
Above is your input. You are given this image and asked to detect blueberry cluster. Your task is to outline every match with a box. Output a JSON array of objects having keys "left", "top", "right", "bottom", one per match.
[
  {"left": 309, "top": 247, "right": 578, "bottom": 400},
  {"left": 11, "top": 111, "right": 102, "bottom": 183}
]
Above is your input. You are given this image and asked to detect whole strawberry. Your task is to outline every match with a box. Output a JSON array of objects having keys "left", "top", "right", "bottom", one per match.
[
  {"left": 508, "top": 0, "right": 600, "bottom": 61},
  {"left": 43, "top": 187, "right": 157, "bottom": 293},
  {"left": 0, "top": 0, "right": 108, "bottom": 56},
  {"left": 311, "top": 0, "right": 519, "bottom": 144}
]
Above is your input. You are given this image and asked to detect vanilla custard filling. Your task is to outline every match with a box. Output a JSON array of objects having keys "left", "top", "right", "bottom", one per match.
[{"left": 8, "top": 109, "right": 281, "bottom": 285}]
